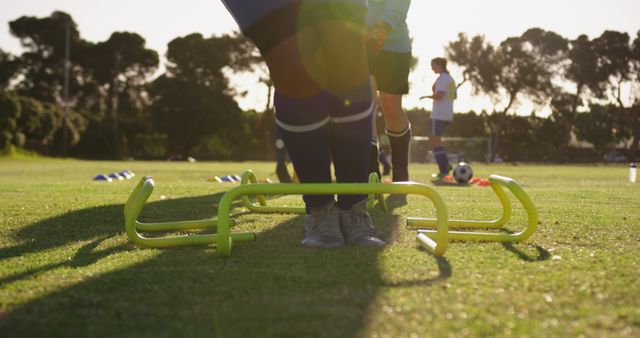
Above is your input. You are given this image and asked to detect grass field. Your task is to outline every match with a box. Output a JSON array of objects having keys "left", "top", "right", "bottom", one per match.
[{"left": 0, "top": 157, "right": 639, "bottom": 337}]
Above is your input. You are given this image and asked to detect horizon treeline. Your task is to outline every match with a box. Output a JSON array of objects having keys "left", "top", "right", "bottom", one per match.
[{"left": 0, "top": 11, "right": 638, "bottom": 162}]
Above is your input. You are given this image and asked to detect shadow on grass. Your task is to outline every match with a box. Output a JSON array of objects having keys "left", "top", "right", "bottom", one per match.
[
  {"left": 0, "top": 236, "right": 127, "bottom": 286},
  {"left": 385, "top": 195, "right": 408, "bottom": 213},
  {"left": 0, "top": 192, "right": 451, "bottom": 337},
  {"left": 377, "top": 195, "right": 453, "bottom": 287},
  {"left": 501, "top": 242, "right": 551, "bottom": 262},
  {"left": 496, "top": 229, "right": 550, "bottom": 262},
  {"left": 382, "top": 255, "right": 452, "bottom": 288},
  {"left": 0, "top": 191, "right": 228, "bottom": 260}
]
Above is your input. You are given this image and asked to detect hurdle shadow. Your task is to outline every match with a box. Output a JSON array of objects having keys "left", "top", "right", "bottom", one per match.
[
  {"left": 0, "top": 191, "right": 228, "bottom": 261},
  {"left": 0, "top": 236, "right": 127, "bottom": 286},
  {"left": 385, "top": 194, "right": 408, "bottom": 212},
  {"left": 501, "top": 242, "right": 551, "bottom": 262},
  {"left": 0, "top": 204, "right": 124, "bottom": 261},
  {"left": 0, "top": 191, "right": 232, "bottom": 289},
  {"left": 0, "top": 192, "right": 451, "bottom": 337},
  {"left": 492, "top": 228, "right": 550, "bottom": 262},
  {"left": 369, "top": 202, "right": 453, "bottom": 287},
  {"left": 382, "top": 254, "right": 452, "bottom": 288}
]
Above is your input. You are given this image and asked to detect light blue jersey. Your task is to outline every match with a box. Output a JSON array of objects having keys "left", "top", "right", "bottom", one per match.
[{"left": 366, "top": 0, "right": 411, "bottom": 53}]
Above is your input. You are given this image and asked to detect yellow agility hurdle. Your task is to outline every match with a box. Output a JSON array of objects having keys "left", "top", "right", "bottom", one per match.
[
  {"left": 237, "top": 171, "right": 538, "bottom": 251},
  {"left": 124, "top": 171, "right": 448, "bottom": 256},
  {"left": 123, "top": 176, "right": 256, "bottom": 249},
  {"left": 408, "top": 175, "right": 538, "bottom": 247},
  {"left": 123, "top": 170, "right": 537, "bottom": 257},
  {"left": 239, "top": 170, "right": 388, "bottom": 214}
]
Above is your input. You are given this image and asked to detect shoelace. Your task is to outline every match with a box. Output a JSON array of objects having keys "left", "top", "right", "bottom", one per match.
[
  {"left": 309, "top": 207, "right": 338, "bottom": 236},
  {"left": 347, "top": 209, "right": 378, "bottom": 237}
]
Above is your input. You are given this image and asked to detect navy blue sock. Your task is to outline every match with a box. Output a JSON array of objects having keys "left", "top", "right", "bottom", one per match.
[
  {"left": 279, "top": 125, "right": 334, "bottom": 210},
  {"left": 386, "top": 126, "right": 411, "bottom": 181},
  {"left": 330, "top": 116, "right": 372, "bottom": 210},
  {"left": 434, "top": 146, "right": 450, "bottom": 173},
  {"left": 275, "top": 146, "right": 287, "bottom": 166},
  {"left": 275, "top": 91, "right": 334, "bottom": 211},
  {"left": 329, "top": 79, "right": 374, "bottom": 211}
]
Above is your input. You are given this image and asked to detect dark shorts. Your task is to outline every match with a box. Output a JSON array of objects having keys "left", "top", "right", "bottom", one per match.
[
  {"left": 368, "top": 50, "right": 411, "bottom": 95},
  {"left": 427, "top": 119, "right": 450, "bottom": 137},
  {"left": 223, "top": 0, "right": 367, "bottom": 55}
]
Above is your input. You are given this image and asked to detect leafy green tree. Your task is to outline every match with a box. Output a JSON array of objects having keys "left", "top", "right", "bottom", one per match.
[
  {"left": 9, "top": 11, "right": 90, "bottom": 104},
  {"left": 214, "top": 33, "right": 276, "bottom": 158},
  {"left": 78, "top": 31, "right": 159, "bottom": 156},
  {"left": 0, "top": 48, "right": 18, "bottom": 90},
  {"left": 574, "top": 104, "right": 617, "bottom": 159},
  {"left": 592, "top": 31, "right": 634, "bottom": 150},
  {"left": 150, "top": 33, "right": 245, "bottom": 158},
  {"left": 16, "top": 95, "right": 88, "bottom": 154},
  {"left": 550, "top": 34, "right": 609, "bottom": 161},
  {"left": 446, "top": 111, "right": 488, "bottom": 138},
  {"left": 499, "top": 114, "right": 537, "bottom": 158},
  {"left": 627, "top": 31, "right": 640, "bottom": 160},
  {"left": 446, "top": 33, "right": 498, "bottom": 95},
  {"left": 447, "top": 28, "right": 567, "bottom": 161},
  {"left": 633, "top": 31, "right": 640, "bottom": 83},
  {"left": 0, "top": 92, "right": 21, "bottom": 148},
  {"left": 8, "top": 11, "right": 92, "bottom": 156},
  {"left": 531, "top": 113, "right": 565, "bottom": 161},
  {"left": 549, "top": 93, "right": 585, "bottom": 161},
  {"left": 594, "top": 31, "right": 633, "bottom": 106},
  {"left": 0, "top": 92, "right": 86, "bottom": 154},
  {"left": 15, "top": 95, "right": 47, "bottom": 150}
]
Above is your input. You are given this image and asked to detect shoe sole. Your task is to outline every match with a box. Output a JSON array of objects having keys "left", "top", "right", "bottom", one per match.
[
  {"left": 301, "top": 239, "right": 344, "bottom": 248},
  {"left": 346, "top": 239, "right": 386, "bottom": 247}
]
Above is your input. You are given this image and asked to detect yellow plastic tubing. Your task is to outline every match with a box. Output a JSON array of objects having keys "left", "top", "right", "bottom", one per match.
[
  {"left": 240, "top": 170, "right": 387, "bottom": 214},
  {"left": 123, "top": 176, "right": 255, "bottom": 249},
  {"left": 124, "top": 171, "right": 536, "bottom": 257},
  {"left": 217, "top": 176, "right": 448, "bottom": 257},
  {"left": 407, "top": 174, "right": 538, "bottom": 244},
  {"left": 124, "top": 172, "right": 449, "bottom": 257}
]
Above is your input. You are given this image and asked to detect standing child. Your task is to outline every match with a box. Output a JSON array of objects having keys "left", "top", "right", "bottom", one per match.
[
  {"left": 366, "top": 0, "right": 413, "bottom": 182},
  {"left": 421, "top": 57, "right": 457, "bottom": 179},
  {"left": 222, "top": 0, "right": 385, "bottom": 247}
]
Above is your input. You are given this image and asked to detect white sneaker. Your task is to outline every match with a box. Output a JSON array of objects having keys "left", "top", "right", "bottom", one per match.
[
  {"left": 301, "top": 201, "right": 344, "bottom": 248},
  {"left": 339, "top": 200, "right": 386, "bottom": 247}
]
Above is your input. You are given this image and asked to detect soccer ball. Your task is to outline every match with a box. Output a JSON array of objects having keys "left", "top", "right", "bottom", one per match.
[{"left": 453, "top": 163, "right": 473, "bottom": 184}]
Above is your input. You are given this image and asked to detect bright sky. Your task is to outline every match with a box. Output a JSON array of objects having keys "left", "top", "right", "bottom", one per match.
[{"left": 1, "top": 0, "right": 639, "bottom": 115}]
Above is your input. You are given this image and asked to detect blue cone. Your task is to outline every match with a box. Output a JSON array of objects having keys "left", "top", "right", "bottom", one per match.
[
  {"left": 108, "top": 173, "right": 125, "bottom": 181},
  {"left": 119, "top": 170, "right": 135, "bottom": 179},
  {"left": 93, "top": 174, "right": 113, "bottom": 182},
  {"left": 214, "top": 175, "right": 239, "bottom": 183}
]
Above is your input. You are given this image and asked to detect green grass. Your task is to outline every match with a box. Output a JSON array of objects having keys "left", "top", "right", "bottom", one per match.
[{"left": 0, "top": 157, "right": 639, "bottom": 337}]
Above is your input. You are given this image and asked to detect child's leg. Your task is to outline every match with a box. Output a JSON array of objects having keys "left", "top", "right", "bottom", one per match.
[
  {"left": 385, "top": 124, "right": 411, "bottom": 182},
  {"left": 276, "top": 92, "right": 334, "bottom": 208},
  {"left": 328, "top": 83, "right": 374, "bottom": 210},
  {"left": 231, "top": 1, "right": 339, "bottom": 209},
  {"left": 429, "top": 119, "right": 451, "bottom": 174},
  {"left": 314, "top": 3, "right": 372, "bottom": 211}
]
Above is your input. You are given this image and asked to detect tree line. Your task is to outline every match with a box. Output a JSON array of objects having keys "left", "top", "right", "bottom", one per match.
[
  {"left": 0, "top": 11, "right": 263, "bottom": 159},
  {"left": 446, "top": 28, "right": 640, "bottom": 162},
  {"left": 0, "top": 11, "right": 638, "bottom": 162}
]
